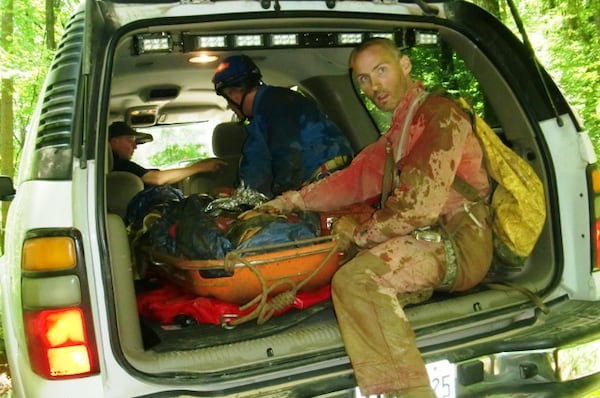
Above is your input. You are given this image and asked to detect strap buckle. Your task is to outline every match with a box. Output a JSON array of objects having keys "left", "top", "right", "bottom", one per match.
[
  {"left": 412, "top": 227, "right": 442, "bottom": 243},
  {"left": 310, "top": 156, "right": 350, "bottom": 181},
  {"left": 220, "top": 313, "right": 239, "bottom": 329}
]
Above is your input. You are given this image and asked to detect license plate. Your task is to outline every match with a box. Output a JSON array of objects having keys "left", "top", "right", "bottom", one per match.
[
  {"left": 426, "top": 360, "right": 456, "bottom": 398},
  {"left": 353, "top": 360, "right": 456, "bottom": 398}
]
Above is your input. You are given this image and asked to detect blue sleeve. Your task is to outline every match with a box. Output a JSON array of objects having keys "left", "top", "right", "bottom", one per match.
[
  {"left": 239, "top": 123, "right": 274, "bottom": 196},
  {"left": 240, "top": 86, "right": 353, "bottom": 197},
  {"left": 257, "top": 90, "right": 305, "bottom": 195}
]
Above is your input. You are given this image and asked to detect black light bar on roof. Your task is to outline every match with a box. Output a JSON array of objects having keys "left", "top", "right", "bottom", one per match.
[
  {"left": 134, "top": 32, "right": 174, "bottom": 55},
  {"left": 180, "top": 29, "right": 437, "bottom": 52},
  {"left": 414, "top": 30, "right": 439, "bottom": 46},
  {"left": 234, "top": 34, "right": 265, "bottom": 48},
  {"left": 403, "top": 28, "right": 440, "bottom": 47}
]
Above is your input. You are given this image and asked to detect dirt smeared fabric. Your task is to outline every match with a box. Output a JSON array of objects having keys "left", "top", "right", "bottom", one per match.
[{"left": 278, "top": 82, "right": 493, "bottom": 395}]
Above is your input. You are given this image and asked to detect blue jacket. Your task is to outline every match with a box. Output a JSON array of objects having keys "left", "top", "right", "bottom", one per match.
[{"left": 240, "top": 85, "right": 353, "bottom": 197}]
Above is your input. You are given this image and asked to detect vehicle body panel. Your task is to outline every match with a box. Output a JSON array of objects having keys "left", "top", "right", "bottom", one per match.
[{"left": 1, "top": 1, "right": 599, "bottom": 397}]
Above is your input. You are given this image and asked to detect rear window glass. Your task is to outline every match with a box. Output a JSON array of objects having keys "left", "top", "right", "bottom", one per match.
[{"left": 131, "top": 119, "right": 227, "bottom": 169}]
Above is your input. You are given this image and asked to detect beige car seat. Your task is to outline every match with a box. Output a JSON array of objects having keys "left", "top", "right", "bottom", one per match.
[
  {"left": 182, "top": 121, "right": 247, "bottom": 195},
  {"left": 106, "top": 150, "right": 145, "bottom": 219}
]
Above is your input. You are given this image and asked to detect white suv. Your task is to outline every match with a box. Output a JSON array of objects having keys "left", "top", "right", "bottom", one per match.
[{"left": 2, "top": 1, "right": 600, "bottom": 397}]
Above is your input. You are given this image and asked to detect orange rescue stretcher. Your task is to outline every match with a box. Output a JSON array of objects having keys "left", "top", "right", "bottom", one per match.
[
  {"left": 139, "top": 204, "right": 376, "bottom": 327},
  {"left": 143, "top": 236, "right": 341, "bottom": 313}
]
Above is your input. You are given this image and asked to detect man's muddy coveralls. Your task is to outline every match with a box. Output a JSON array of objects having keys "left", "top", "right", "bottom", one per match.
[{"left": 274, "top": 82, "right": 493, "bottom": 396}]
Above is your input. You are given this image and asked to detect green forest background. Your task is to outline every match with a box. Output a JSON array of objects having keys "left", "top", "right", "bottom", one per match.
[
  {"left": 0, "top": 0, "right": 598, "bottom": 393},
  {"left": 0, "top": 0, "right": 599, "bottom": 231},
  {"left": 1, "top": 0, "right": 598, "bottom": 194}
]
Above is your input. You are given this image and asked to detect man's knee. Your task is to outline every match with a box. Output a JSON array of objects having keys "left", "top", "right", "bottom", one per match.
[
  {"left": 332, "top": 259, "right": 357, "bottom": 294},
  {"left": 332, "top": 252, "right": 386, "bottom": 292}
]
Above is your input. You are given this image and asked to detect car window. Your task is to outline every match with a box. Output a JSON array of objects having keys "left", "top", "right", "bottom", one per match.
[
  {"left": 131, "top": 120, "right": 223, "bottom": 169},
  {"left": 131, "top": 88, "right": 305, "bottom": 170}
]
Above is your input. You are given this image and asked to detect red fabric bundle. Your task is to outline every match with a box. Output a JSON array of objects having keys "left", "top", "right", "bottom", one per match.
[{"left": 137, "top": 281, "right": 331, "bottom": 326}]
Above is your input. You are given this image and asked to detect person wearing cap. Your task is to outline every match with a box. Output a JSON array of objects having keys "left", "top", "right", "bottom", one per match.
[
  {"left": 109, "top": 121, "right": 226, "bottom": 186},
  {"left": 212, "top": 54, "right": 354, "bottom": 198}
]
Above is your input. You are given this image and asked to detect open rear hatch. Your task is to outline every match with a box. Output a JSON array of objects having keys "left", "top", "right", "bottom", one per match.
[{"left": 99, "top": 0, "right": 564, "bottom": 395}]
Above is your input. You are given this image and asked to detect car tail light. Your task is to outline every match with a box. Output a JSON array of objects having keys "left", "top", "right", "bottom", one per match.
[
  {"left": 21, "top": 229, "right": 99, "bottom": 379},
  {"left": 23, "top": 308, "right": 98, "bottom": 377},
  {"left": 588, "top": 165, "right": 600, "bottom": 270}
]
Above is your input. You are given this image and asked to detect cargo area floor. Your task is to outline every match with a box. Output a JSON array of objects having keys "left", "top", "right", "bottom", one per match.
[{"left": 139, "top": 299, "right": 335, "bottom": 352}]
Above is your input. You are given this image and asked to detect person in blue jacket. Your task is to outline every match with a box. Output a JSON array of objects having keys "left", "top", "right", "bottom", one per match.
[{"left": 212, "top": 54, "right": 354, "bottom": 198}]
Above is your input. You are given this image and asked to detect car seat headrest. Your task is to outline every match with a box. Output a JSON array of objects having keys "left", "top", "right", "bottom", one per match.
[{"left": 212, "top": 122, "right": 247, "bottom": 157}]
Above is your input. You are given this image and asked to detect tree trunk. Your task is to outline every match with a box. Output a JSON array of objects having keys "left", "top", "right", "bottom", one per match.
[
  {"left": 46, "top": 0, "right": 55, "bottom": 50},
  {"left": 0, "top": 0, "right": 15, "bottom": 249}
]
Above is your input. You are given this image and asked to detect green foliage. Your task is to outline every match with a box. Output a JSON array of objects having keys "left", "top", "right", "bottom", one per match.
[
  {"left": 407, "top": 46, "right": 485, "bottom": 110},
  {"left": 360, "top": 0, "right": 600, "bottom": 150},
  {"left": 131, "top": 122, "right": 214, "bottom": 169},
  {"left": 492, "top": 0, "right": 600, "bottom": 152},
  {"left": 1, "top": 0, "right": 80, "bottom": 166},
  {"left": 149, "top": 143, "right": 209, "bottom": 168}
]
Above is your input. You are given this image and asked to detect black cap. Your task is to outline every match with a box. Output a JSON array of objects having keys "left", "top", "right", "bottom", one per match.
[{"left": 108, "top": 121, "right": 153, "bottom": 144}]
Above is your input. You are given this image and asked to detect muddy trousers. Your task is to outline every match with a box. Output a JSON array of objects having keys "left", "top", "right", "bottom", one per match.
[
  {"left": 331, "top": 251, "right": 438, "bottom": 397},
  {"left": 331, "top": 205, "right": 492, "bottom": 397}
]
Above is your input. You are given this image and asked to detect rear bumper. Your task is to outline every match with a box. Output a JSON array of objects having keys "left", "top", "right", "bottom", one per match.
[
  {"left": 431, "top": 298, "right": 600, "bottom": 397},
  {"left": 461, "top": 371, "right": 600, "bottom": 397}
]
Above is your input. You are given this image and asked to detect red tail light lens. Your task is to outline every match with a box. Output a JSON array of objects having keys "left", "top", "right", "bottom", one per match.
[
  {"left": 589, "top": 165, "right": 600, "bottom": 270},
  {"left": 595, "top": 220, "right": 600, "bottom": 269},
  {"left": 23, "top": 307, "right": 99, "bottom": 378},
  {"left": 21, "top": 229, "right": 99, "bottom": 380}
]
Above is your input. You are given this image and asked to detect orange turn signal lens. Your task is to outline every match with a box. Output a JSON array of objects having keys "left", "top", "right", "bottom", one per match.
[
  {"left": 22, "top": 236, "right": 77, "bottom": 271},
  {"left": 591, "top": 167, "right": 600, "bottom": 193}
]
